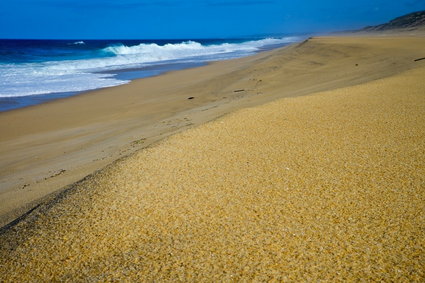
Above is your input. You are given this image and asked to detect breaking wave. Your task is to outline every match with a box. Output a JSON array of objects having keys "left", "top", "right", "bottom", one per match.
[{"left": 71, "top": 41, "right": 86, "bottom": 45}]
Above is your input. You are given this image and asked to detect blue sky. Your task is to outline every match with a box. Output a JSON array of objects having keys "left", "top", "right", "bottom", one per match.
[{"left": 0, "top": 0, "right": 424, "bottom": 39}]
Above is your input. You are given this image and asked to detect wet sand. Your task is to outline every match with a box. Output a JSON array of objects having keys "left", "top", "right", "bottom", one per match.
[{"left": 0, "top": 35, "right": 424, "bottom": 281}]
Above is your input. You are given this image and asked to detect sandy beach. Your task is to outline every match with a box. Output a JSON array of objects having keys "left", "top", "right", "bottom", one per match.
[
  {"left": 0, "top": 34, "right": 424, "bottom": 280},
  {"left": 1, "top": 36, "right": 424, "bottom": 227}
]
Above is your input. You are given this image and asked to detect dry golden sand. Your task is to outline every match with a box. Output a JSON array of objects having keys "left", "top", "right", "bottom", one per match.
[{"left": 1, "top": 64, "right": 424, "bottom": 280}]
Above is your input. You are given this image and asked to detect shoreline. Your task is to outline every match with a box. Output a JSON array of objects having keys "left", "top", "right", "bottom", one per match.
[
  {"left": 1, "top": 34, "right": 425, "bottom": 228},
  {"left": 0, "top": 61, "right": 207, "bottom": 113},
  {"left": 0, "top": 39, "right": 298, "bottom": 113}
]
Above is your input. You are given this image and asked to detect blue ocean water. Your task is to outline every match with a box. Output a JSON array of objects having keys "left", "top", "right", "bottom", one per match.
[{"left": 0, "top": 37, "right": 301, "bottom": 111}]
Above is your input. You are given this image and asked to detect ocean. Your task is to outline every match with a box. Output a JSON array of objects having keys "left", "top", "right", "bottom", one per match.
[{"left": 0, "top": 37, "right": 301, "bottom": 111}]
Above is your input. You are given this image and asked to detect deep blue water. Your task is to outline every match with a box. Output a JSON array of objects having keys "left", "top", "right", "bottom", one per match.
[{"left": 0, "top": 37, "right": 301, "bottom": 111}]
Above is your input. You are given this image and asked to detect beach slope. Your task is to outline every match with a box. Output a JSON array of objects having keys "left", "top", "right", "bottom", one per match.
[{"left": 0, "top": 35, "right": 424, "bottom": 281}]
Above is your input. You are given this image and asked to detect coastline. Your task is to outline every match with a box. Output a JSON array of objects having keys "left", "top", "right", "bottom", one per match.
[
  {"left": 0, "top": 33, "right": 424, "bottom": 281},
  {"left": 0, "top": 35, "right": 424, "bottom": 229},
  {"left": 0, "top": 38, "right": 299, "bottom": 112},
  {"left": 0, "top": 61, "right": 206, "bottom": 112}
]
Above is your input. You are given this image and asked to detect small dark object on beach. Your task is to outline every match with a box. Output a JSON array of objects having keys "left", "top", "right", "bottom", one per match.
[
  {"left": 187, "top": 97, "right": 195, "bottom": 100},
  {"left": 414, "top": 57, "right": 425, "bottom": 62},
  {"left": 234, "top": 89, "right": 245, "bottom": 93},
  {"left": 355, "top": 64, "right": 359, "bottom": 66},
  {"left": 48, "top": 169, "right": 66, "bottom": 179}
]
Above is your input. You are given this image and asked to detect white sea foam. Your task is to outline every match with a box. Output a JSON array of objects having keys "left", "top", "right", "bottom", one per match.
[
  {"left": 0, "top": 37, "right": 300, "bottom": 98},
  {"left": 71, "top": 41, "right": 86, "bottom": 45},
  {"left": 0, "top": 64, "right": 126, "bottom": 97},
  {"left": 103, "top": 37, "right": 296, "bottom": 59}
]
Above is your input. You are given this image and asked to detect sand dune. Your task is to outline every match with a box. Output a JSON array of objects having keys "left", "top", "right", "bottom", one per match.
[{"left": 0, "top": 35, "right": 425, "bottom": 281}]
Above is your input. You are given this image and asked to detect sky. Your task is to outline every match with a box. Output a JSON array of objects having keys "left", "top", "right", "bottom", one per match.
[{"left": 0, "top": 0, "right": 424, "bottom": 39}]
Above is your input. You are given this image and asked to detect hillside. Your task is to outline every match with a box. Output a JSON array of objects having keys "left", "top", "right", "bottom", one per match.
[{"left": 363, "top": 10, "right": 425, "bottom": 31}]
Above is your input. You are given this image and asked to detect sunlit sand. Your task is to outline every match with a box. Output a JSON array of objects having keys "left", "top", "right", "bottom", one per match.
[{"left": 1, "top": 35, "right": 424, "bottom": 281}]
